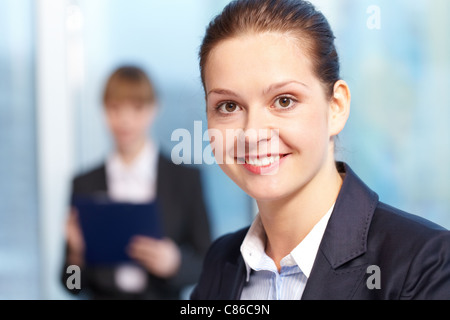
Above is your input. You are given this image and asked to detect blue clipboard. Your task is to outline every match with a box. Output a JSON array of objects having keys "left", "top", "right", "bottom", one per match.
[{"left": 73, "top": 196, "right": 164, "bottom": 266}]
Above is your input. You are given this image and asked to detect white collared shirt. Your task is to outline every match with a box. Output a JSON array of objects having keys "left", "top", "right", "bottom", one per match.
[
  {"left": 240, "top": 203, "right": 335, "bottom": 300},
  {"left": 106, "top": 140, "right": 158, "bottom": 204}
]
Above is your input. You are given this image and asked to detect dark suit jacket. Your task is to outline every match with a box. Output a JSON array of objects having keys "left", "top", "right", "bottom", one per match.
[
  {"left": 61, "top": 153, "right": 212, "bottom": 300},
  {"left": 190, "top": 162, "right": 450, "bottom": 300}
]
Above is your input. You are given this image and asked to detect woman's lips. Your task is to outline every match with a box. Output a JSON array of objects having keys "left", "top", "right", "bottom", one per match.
[{"left": 239, "top": 154, "right": 290, "bottom": 175}]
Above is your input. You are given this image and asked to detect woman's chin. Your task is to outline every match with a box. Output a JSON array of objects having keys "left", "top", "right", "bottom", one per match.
[
  {"left": 242, "top": 184, "right": 289, "bottom": 203},
  {"left": 221, "top": 165, "right": 293, "bottom": 202}
]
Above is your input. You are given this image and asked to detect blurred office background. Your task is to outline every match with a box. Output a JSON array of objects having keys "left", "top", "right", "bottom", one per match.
[{"left": 0, "top": 0, "right": 449, "bottom": 299}]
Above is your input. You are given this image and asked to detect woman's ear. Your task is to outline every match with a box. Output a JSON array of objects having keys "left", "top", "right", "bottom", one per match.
[{"left": 329, "top": 80, "right": 351, "bottom": 137}]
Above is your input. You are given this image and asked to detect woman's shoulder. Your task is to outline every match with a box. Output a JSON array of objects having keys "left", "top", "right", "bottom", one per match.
[
  {"left": 370, "top": 202, "right": 450, "bottom": 299},
  {"left": 372, "top": 201, "right": 449, "bottom": 237},
  {"left": 71, "top": 163, "right": 107, "bottom": 196},
  {"left": 340, "top": 161, "right": 449, "bottom": 243},
  {"left": 204, "top": 227, "right": 250, "bottom": 264},
  {"left": 73, "top": 163, "right": 105, "bottom": 183},
  {"left": 369, "top": 200, "right": 450, "bottom": 260}
]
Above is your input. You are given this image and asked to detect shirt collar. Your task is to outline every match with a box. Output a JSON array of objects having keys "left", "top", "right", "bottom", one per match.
[
  {"left": 106, "top": 139, "right": 158, "bottom": 180},
  {"left": 240, "top": 203, "right": 335, "bottom": 281}
]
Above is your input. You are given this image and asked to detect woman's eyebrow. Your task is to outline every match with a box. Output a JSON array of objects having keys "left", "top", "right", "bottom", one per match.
[
  {"left": 207, "top": 88, "right": 240, "bottom": 98},
  {"left": 207, "top": 80, "right": 308, "bottom": 98},
  {"left": 263, "top": 80, "right": 309, "bottom": 95}
]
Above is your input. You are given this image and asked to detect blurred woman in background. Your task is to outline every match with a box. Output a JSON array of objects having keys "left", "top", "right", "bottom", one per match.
[{"left": 62, "top": 65, "right": 211, "bottom": 300}]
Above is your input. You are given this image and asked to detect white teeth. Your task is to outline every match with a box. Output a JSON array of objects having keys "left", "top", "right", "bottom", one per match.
[{"left": 246, "top": 155, "right": 280, "bottom": 167}]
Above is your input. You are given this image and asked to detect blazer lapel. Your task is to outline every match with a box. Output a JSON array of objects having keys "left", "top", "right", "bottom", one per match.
[
  {"left": 216, "top": 230, "right": 248, "bottom": 300},
  {"left": 302, "top": 162, "right": 379, "bottom": 300},
  {"left": 301, "top": 251, "right": 369, "bottom": 299},
  {"left": 217, "top": 259, "right": 246, "bottom": 299},
  {"left": 230, "top": 257, "right": 247, "bottom": 299}
]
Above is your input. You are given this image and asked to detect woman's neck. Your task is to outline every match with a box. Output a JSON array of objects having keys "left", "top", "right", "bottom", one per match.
[
  {"left": 116, "top": 139, "right": 148, "bottom": 165},
  {"left": 257, "top": 159, "right": 343, "bottom": 270}
]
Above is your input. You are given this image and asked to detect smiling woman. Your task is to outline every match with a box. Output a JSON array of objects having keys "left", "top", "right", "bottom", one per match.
[{"left": 190, "top": 0, "right": 450, "bottom": 300}]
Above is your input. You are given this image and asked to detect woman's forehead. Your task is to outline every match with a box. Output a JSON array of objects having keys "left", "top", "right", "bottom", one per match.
[{"left": 204, "top": 33, "right": 316, "bottom": 93}]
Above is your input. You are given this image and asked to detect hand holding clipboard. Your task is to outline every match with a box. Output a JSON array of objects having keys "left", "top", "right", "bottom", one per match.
[{"left": 127, "top": 235, "right": 181, "bottom": 278}]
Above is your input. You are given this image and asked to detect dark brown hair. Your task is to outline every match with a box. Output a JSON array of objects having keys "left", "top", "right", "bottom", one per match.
[
  {"left": 103, "top": 65, "right": 156, "bottom": 106},
  {"left": 199, "top": 0, "right": 340, "bottom": 98}
]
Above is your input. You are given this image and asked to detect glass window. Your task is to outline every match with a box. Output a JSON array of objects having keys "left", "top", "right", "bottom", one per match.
[{"left": 0, "top": 0, "right": 39, "bottom": 299}]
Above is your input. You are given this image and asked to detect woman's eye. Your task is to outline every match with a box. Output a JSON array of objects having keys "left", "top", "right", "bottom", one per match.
[
  {"left": 274, "top": 97, "right": 295, "bottom": 109},
  {"left": 218, "top": 102, "right": 240, "bottom": 113}
]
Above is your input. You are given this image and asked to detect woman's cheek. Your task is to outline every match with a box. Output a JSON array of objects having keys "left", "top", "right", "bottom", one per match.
[
  {"left": 206, "top": 124, "right": 230, "bottom": 165},
  {"left": 282, "top": 117, "right": 327, "bottom": 154}
]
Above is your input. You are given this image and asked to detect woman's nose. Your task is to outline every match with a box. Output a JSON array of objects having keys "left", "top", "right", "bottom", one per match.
[{"left": 239, "top": 109, "right": 280, "bottom": 155}]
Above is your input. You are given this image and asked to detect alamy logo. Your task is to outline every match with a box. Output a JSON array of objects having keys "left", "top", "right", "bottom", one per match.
[
  {"left": 171, "top": 121, "right": 280, "bottom": 175},
  {"left": 366, "top": 265, "right": 381, "bottom": 290},
  {"left": 66, "top": 265, "right": 81, "bottom": 290},
  {"left": 367, "top": 5, "right": 381, "bottom": 30}
]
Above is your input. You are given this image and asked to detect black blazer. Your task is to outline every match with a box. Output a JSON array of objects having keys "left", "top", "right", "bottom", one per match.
[
  {"left": 61, "top": 153, "right": 212, "bottom": 300},
  {"left": 190, "top": 162, "right": 450, "bottom": 300}
]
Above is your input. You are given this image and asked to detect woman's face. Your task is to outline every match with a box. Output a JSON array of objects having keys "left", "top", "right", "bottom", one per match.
[
  {"left": 104, "top": 100, "right": 155, "bottom": 152},
  {"left": 205, "top": 32, "right": 348, "bottom": 202}
]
